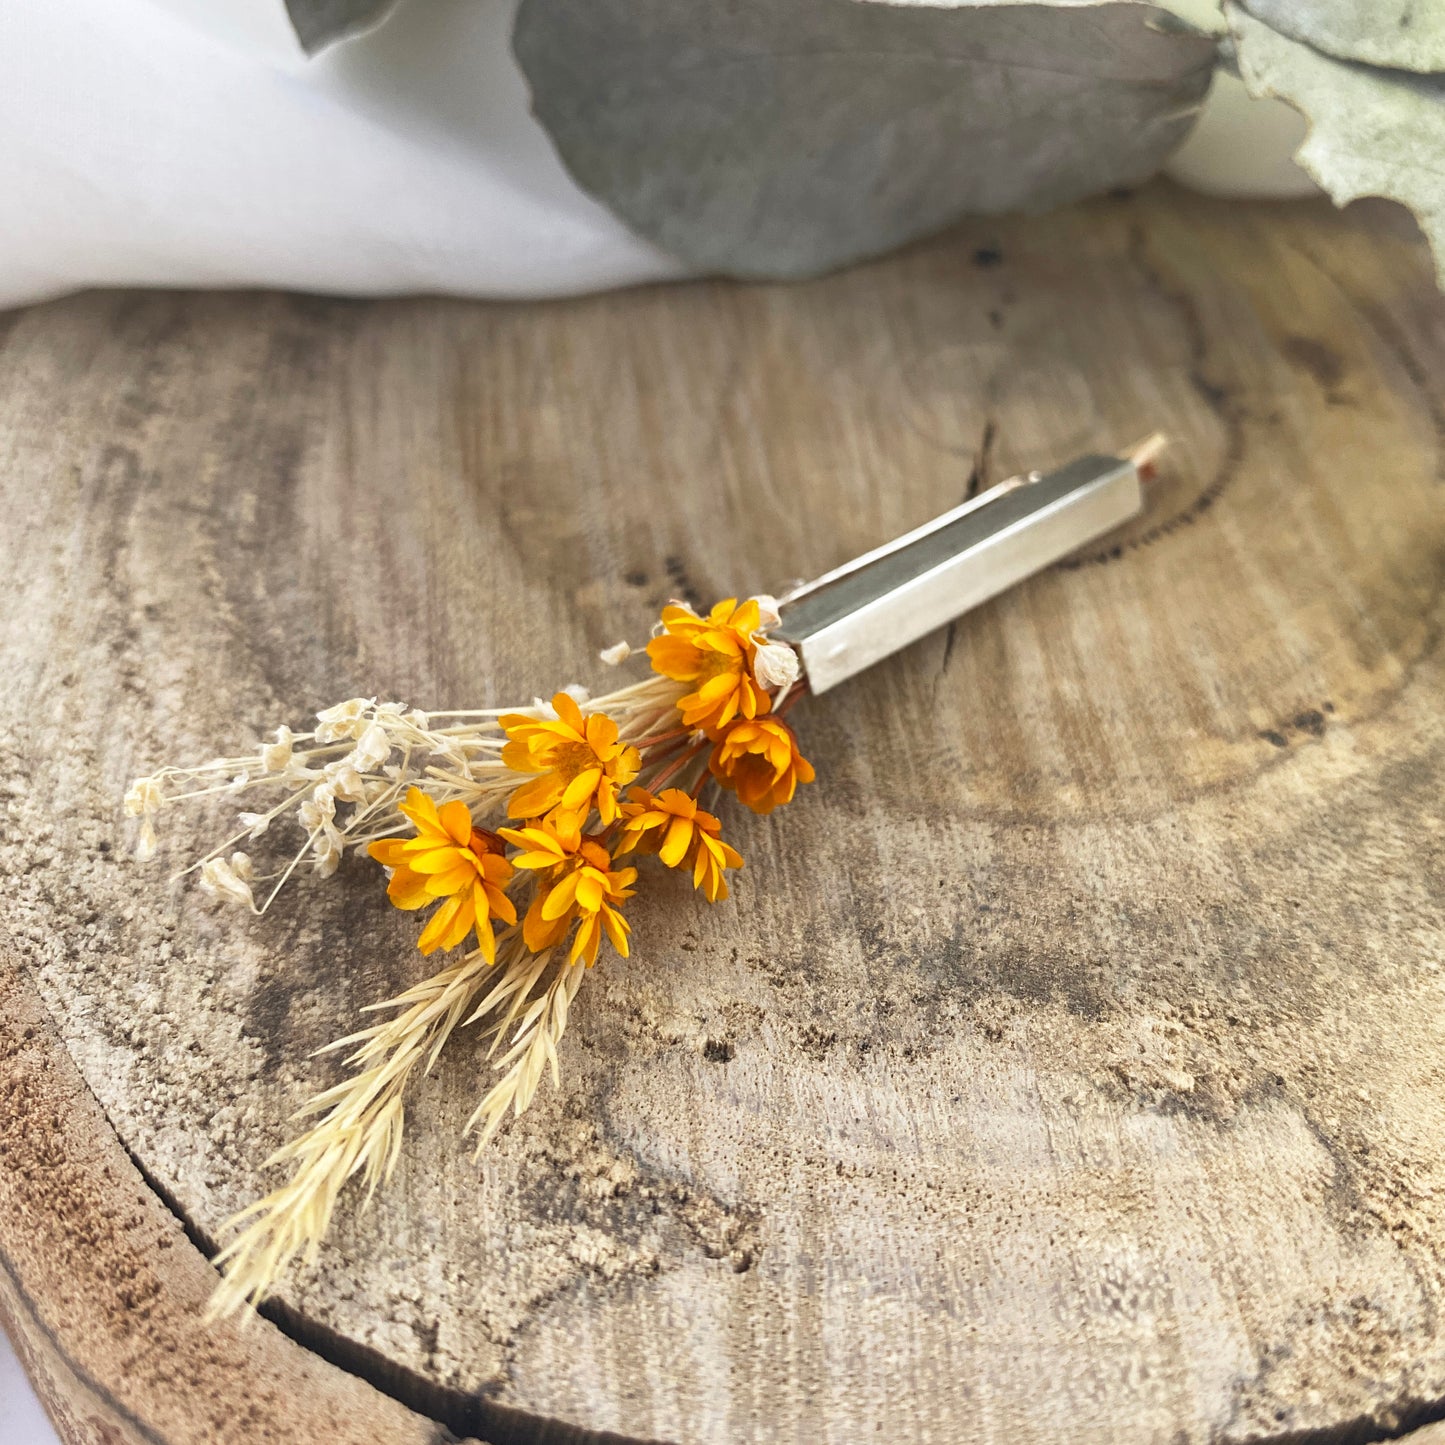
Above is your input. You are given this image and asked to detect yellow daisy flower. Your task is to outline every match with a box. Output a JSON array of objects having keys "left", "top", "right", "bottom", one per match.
[
  {"left": 367, "top": 787, "right": 516, "bottom": 960},
  {"left": 499, "top": 817, "right": 637, "bottom": 966},
  {"left": 500, "top": 691, "right": 640, "bottom": 827},
  {"left": 645, "top": 598, "right": 772, "bottom": 734},
  {"left": 618, "top": 787, "right": 743, "bottom": 903},
  {"left": 708, "top": 716, "right": 815, "bottom": 815}
]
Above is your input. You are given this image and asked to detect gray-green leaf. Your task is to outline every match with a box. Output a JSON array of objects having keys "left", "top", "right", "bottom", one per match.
[
  {"left": 512, "top": 0, "right": 1217, "bottom": 279},
  {"left": 1229, "top": 4, "right": 1445, "bottom": 285},
  {"left": 285, "top": 0, "right": 399, "bottom": 55},
  {"left": 1241, "top": 0, "right": 1445, "bottom": 74}
]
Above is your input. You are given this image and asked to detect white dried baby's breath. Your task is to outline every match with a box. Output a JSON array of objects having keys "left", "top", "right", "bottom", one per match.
[
  {"left": 751, "top": 593, "right": 782, "bottom": 630},
  {"left": 281, "top": 758, "right": 322, "bottom": 787},
  {"left": 298, "top": 791, "right": 333, "bottom": 833},
  {"left": 200, "top": 853, "right": 258, "bottom": 911},
  {"left": 261, "top": 725, "right": 295, "bottom": 773},
  {"left": 124, "top": 778, "right": 162, "bottom": 817},
  {"left": 324, "top": 762, "right": 370, "bottom": 805},
  {"left": 315, "top": 697, "right": 374, "bottom": 743},
  {"left": 126, "top": 673, "right": 690, "bottom": 912},
  {"left": 562, "top": 683, "right": 590, "bottom": 706},
  {"left": 599, "top": 641, "right": 632, "bottom": 666},
  {"left": 753, "top": 640, "right": 800, "bottom": 690},
  {"left": 311, "top": 832, "right": 342, "bottom": 879},
  {"left": 351, "top": 722, "right": 392, "bottom": 773}
]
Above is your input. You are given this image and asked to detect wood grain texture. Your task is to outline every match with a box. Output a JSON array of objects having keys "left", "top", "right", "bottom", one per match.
[
  {"left": 2, "top": 182, "right": 1445, "bottom": 1444},
  {"left": 0, "top": 944, "right": 471, "bottom": 1445}
]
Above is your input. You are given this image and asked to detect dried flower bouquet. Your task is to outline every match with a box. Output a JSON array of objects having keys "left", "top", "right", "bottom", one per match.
[{"left": 126, "top": 596, "right": 812, "bottom": 1318}]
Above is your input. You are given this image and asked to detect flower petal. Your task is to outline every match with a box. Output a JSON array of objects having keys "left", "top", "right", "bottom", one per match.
[
  {"left": 601, "top": 905, "right": 630, "bottom": 956},
  {"left": 438, "top": 799, "right": 474, "bottom": 847},
  {"left": 481, "top": 853, "right": 515, "bottom": 886},
  {"left": 561, "top": 766, "right": 602, "bottom": 813},
  {"left": 659, "top": 815, "right": 693, "bottom": 868},
  {"left": 424, "top": 862, "right": 476, "bottom": 897},
  {"left": 731, "top": 598, "right": 760, "bottom": 634},
  {"left": 574, "top": 869, "right": 606, "bottom": 913},
  {"left": 387, "top": 867, "right": 433, "bottom": 910},
  {"left": 571, "top": 915, "right": 600, "bottom": 965},
  {"left": 508, "top": 773, "right": 565, "bottom": 820},
  {"left": 407, "top": 844, "right": 466, "bottom": 875},
  {"left": 418, "top": 894, "right": 464, "bottom": 955},
  {"left": 585, "top": 712, "right": 619, "bottom": 752},
  {"left": 524, "top": 894, "right": 568, "bottom": 952},
  {"left": 368, "top": 838, "right": 409, "bottom": 868},
  {"left": 551, "top": 690, "right": 585, "bottom": 736},
  {"left": 472, "top": 884, "right": 497, "bottom": 962},
  {"left": 399, "top": 787, "right": 444, "bottom": 836},
  {"left": 646, "top": 635, "right": 704, "bottom": 681},
  {"left": 541, "top": 871, "right": 581, "bottom": 921},
  {"left": 486, "top": 882, "right": 518, "bottom": 926}
]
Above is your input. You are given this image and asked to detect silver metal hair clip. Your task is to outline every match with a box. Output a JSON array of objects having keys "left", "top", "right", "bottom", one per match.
[{"left": 777, "top": 437, "right": 1163, "bottom": 694}]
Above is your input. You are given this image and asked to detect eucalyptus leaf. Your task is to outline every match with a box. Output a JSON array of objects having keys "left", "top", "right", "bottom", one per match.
[
  {"left": 512, "top": 0, "right": 1216, "bottom": 279},
  {"left": 285, "top": 0, "right": 399, "bottom": 55},
  {"left": 1242, "top": 0, "right": 1445, "bottom": 74},
  {"left": 1229, "top": 4, "right": 1445, "bottom": 285}
]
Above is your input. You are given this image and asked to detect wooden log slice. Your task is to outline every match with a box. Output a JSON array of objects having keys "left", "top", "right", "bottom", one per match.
[{"left": 4, "top": 183, "right": 1445, "bottom": 1444}]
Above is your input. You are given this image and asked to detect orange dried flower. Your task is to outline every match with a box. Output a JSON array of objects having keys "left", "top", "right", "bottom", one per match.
[
  {"left": 709, "top": 717, "right": 815, "bottom": 815},
  {"left": 618, "top": 787, "right": 743, "bottom": 903},
  {"left": 500, "top": 691, "right": 640, "bottom": 827},
  {"left": 646, "top": 598, "right": 772, "bottom": 733},
  {"left": 499, "top": 817, "right": 637, "bottom": 966},
  {"left": 367, "top": 788, "right": 516, "bottom": 960}
]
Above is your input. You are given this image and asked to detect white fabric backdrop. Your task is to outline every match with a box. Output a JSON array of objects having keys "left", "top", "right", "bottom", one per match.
[
  {"left": 0, "top": 0, "right": 681, "bottom": 309},
  {"left": 0, "top": 0, "right": 1311, "bottom": 313}
]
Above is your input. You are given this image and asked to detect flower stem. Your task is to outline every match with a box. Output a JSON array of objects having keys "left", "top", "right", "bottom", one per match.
[
  {"left": 633, "top": 725, "right": 691, "bottom": 751},
  {"left": 648, "top": 740, "right": 707, "bottom": 794},
  {"left": 778, "top": 682, "right": 809, "bottom": 718}
]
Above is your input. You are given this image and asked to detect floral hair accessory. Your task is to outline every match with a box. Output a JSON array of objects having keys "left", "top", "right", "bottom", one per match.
[{"left": 125, "top": 440, "right": 1160, "bottom": 1319}]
